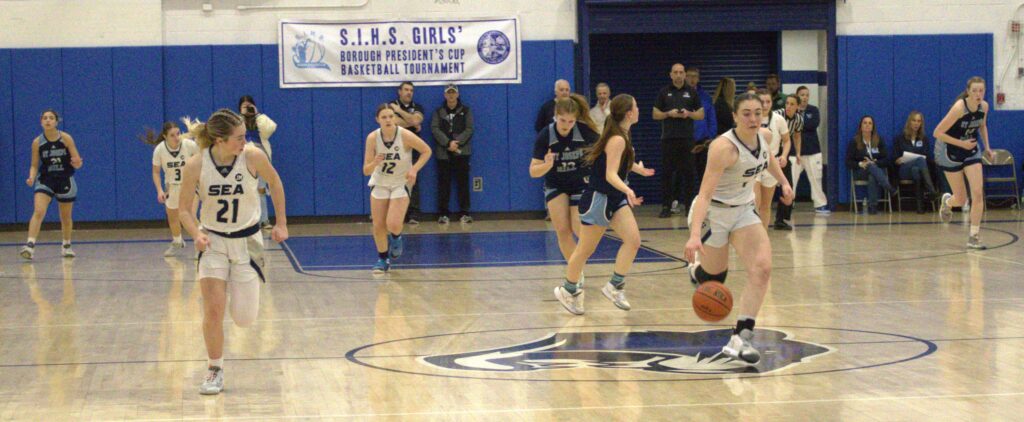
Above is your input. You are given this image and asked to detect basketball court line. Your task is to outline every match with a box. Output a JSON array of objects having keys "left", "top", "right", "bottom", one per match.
[
  {"left": 2, "top": 296, "right": 1022, "bottom": 330},
  {"left": 129, "top": 391, "right": 1024, "bottom": 421}
]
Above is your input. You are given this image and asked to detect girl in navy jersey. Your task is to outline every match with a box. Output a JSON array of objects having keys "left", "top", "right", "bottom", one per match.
[
  {"left": 554, "top": 94, "right": 655, "bottom": 315},
  {"left": 363, "top": 104, "right": 433, "bottom": 273},
  {"left": 20, "top": 109, "right": 83, "bottom": 260},
  {"left": 530, "top": 98, "right": 599, "bottom": 263},
  {"left": 933, "top": 77, "right": 995, "bottom": 249},
  {"left": 686, "top": 93, "right": 794, "bottom": 364}
]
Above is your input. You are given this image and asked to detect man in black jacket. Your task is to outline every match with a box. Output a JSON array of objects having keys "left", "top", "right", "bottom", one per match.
[{"left": 431, "top": 84, "right": 475, "bottom": 224}]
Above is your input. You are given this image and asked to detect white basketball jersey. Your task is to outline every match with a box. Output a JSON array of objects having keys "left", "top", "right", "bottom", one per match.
[
  {"left": 152, "top": 139, "right": 199, "bottom": 186},
  {"left": 713, "top": 130, "right": 769, "bottom": 206},
  {"left": 367, "top": 126, "right": 413, "bottom": 188},
  {"left": 199, "top": 148, "right": 261, "bottom": 232}
]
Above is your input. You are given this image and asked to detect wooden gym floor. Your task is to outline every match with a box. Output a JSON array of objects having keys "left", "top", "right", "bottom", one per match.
[{"left": 0, "top": 206, "right": 1022, "bottom": 421}]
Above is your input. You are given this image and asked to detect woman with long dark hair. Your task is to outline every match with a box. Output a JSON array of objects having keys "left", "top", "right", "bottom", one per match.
[
  {"left": 20, "top": 109, "right": 83, "bottom": 260},
  {"left": 845, "top": 115, "right": 894, "bottom": 214},
  {"left": 144, "top": 121, "right": 199, "bottom": 256},
  {"left": 554, "top": 94, "right": 655, "bottom": 315}
]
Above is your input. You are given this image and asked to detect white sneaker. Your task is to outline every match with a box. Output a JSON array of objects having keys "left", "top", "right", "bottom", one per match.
[
  {"left": 460, "top": 215, "right": 473, "bottom": 224},
  {"left": 722, "top": 329, "right": 760, "bottom": 364},
  {"left": 938, "top": 193, "right": 953, "bottom": 223},
  {"left": 554, "top": 285, "right": 584, "bottom": 315},
  {"left": 61, "top": 245, "right": 76, "bottom": 258},
  {"left": 164, "top": 241, "right": 185, "bottom": 257},
  {"left": 601, "top": 282, "right": 631, "bottom": 310},
  {"left": 967, "top": 234, "right": 987, "bottom": 250},
  {"left": 19, "top": 245, "right": 34, "bottom": 260},
  {"left": 199, "top": 366, "right": 224, "bottom": 395},
  {"left": 671, "top": 200, "right": 682, "bottom": 214}
]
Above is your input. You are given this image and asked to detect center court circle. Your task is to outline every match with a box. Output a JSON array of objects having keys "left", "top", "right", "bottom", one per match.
[{"left": 346, "top": 323, "right": 938, "bottom": 382}]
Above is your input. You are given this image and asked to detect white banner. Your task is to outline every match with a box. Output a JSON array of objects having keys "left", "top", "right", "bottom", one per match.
[{"left": 279, "top": 18, "right": 521, "bottom": 88}]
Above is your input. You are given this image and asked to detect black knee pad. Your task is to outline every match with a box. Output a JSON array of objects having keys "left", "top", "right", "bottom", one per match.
[{"left": 694, "top": 266, "right": 727, "bottom": 284}]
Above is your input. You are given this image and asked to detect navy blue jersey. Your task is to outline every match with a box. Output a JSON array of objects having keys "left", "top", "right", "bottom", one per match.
[
  {"left": 532, "top": 123, "right": 598, "bottom": 187},
  {"left": 38, "top": 134, "right": 74, "bottom": 180},
  {"left": 945, "top": 98, "right": 985, "bottom": 155},
  {"left": 588, "top": 144, "right": 632, "bottom": 195}
]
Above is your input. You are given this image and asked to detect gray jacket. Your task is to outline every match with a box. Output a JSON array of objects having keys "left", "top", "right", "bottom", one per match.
[{"left": 430, "top": 102, "right": 474, "bottom": 159}]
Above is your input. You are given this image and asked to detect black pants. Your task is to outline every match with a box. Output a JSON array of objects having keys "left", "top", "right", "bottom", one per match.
[
  {"left": 437, "top": 156, "right": 471, "bottom": 216},
  {"left": 661, "top": 139, "right": 696, "bottom": 209},
  {"left": 408, "top": 150, "right": 421, "bottom": 216},
  {"left": 775, "top": 156, "right": 794, "bottom": 223}
]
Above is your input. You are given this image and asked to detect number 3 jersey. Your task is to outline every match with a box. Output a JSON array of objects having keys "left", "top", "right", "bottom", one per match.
[
  {"left": 368, "top": 126, "right": 413, "bottom": 188},
  {"left": 152, "top": 139, "right": 199, "bottom": 187},
  {"left": 199, "top": 148, "right": 261, "bottom": 233}
]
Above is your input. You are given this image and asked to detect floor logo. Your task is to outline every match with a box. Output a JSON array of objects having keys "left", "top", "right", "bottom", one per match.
[{"left": 420, "top": 329, "right": 830, "bottom": 375}]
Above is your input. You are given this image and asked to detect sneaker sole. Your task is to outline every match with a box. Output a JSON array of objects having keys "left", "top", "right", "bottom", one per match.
[
  {"left": 20, "top": 251, "right": 32, "bottom": 260},
  {"left": 601, "top": 287, "right": 631, "bottom": 311},
  {"left": 554, "top": 287, "right": 584, "bottom": 315},
  {"left": 722, "top": 347, "right": 760, "bottom": 365}
]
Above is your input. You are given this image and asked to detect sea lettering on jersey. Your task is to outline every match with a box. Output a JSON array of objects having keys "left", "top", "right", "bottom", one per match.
[{"left": 207, "top": 184, "right": 245, "bottom": 196}]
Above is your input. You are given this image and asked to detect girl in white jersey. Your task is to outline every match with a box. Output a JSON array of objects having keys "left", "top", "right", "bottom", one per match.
[
  {"left": 363, "top": 104, "right": 432, "bottom": 273},
  {"left": 144, "top": 121, "right": 199, "bottom": 256},
  {"left": 177, "top": 109, "right": 289, "bottom": 395},
  {"left": 753, "top": 89, "right": 791, "bottom": 229},
  {"left": 685, "top": 93, "right": 794, "bottom": 365}
]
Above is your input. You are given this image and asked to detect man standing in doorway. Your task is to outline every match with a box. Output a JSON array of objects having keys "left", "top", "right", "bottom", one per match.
[
  {"left": 589, "top": 82, "right": 612, "bottom": 134},
  {"left": 653, "top": 63, "right": 704, "bottom": 218}
]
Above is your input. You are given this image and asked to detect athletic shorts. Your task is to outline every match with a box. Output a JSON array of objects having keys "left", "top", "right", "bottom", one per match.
[
  {"left": 688, "top": 199, "right": 762, "bottom": 248},
  {"left": 544, "top": 179, "right": 586, "bottom": 206},
  {"left": 34, "top": 176, "right": 77, "bottom": 203},
  {"left": 197, "top": 230, "right": 266, "bottom": 284},
  {"left": 934, "top": 141, "right": 982, "bottom": 172},
  {"left": 578, "top": 189, "right": 628, "bottom": 227},
  {"left": 370, "top": 184, "right": 410, "bottom": 200},
  {"left": 164, "top": 184, "right": 182, "bottom": 209}
]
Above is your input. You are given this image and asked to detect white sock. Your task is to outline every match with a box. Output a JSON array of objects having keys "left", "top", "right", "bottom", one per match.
[
  {"left": 970, "top": 225, "right": 980, "bottom": 236},
  {"left": 209, "top": 357, "right": 224, "bottom": 369},
  {"left": 172, "top": 236, "right": 183, "bottom": 244},
  {"left": 27, "top": 237, "right": 35, "bottom": 245},
  {"left": 62, "top": 240, "right": 71, "bottom": 246}
]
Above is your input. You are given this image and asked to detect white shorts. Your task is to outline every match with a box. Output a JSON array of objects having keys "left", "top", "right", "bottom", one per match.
[
  {"left": 197, "top": 231, "right": 266, "bottom": 284},
  {"left": 370, "top": 184, "right": 410, "bottom": 200},
  {"left": 688, "top": 200, "right": 762, "bottom": 248},
  {"left": 756, "top": 171, "right": 779, "bottom": 188},
  {"left": 165, "top": 184, "right": 181, "bottom": 209}
]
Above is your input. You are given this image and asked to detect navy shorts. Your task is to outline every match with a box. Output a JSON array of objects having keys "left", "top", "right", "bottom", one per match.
[
  {"left": 544, "top": 179, "right": 586, "bottom": 206},
  {"left": 934, "top": 141, "right": 982, "bottom": 172},
  {"left": 34, "top": 176, "right": 77, "bottom": 203},
  {"left": 578, "top": 189, "right": 628, "bottom": 227}
]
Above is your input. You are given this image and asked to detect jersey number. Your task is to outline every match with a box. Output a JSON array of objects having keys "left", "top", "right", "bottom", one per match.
[
  {"left": 382, "top": 162, "right": 397, "bottom": 174},
  {"left": 173, "top": 168, "right": 181, "bottom": 182},
  {"left": 557, "top": 162, "right": 576, "bottom": 173},
  {"left": 216, "top": 199, "right": 239, "bottom": 224}
]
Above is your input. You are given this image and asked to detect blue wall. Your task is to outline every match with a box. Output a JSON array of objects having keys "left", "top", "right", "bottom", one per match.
[
  {"left": 837, "top": 33, "right": 1023, "bottom": 204},
  {"left": 0, "top": 41, "right": 573, "bottom": 223}
]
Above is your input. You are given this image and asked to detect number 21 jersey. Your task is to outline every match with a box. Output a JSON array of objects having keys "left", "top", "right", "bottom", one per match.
[{"left": 199, "top": 148, "right": 261, "bottom": 232}]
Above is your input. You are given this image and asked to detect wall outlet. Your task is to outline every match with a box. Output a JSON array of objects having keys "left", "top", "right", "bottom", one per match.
[{"left": 473, "top": 177, "right": 483, "bottom": 192}]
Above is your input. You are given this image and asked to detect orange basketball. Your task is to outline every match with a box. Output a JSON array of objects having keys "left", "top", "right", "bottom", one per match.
[{"left": 692, "top": 282, "right": 733, "bottom": 322}]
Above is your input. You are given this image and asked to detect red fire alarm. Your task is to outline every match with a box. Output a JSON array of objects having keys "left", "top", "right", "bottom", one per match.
[{"left": 997, "top": 92, "right": 1006, "bottom": 105}]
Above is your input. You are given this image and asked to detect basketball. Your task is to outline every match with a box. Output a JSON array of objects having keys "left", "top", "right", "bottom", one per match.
[{"left": 692, "top": 282, "right": 733, "bottom": 322}]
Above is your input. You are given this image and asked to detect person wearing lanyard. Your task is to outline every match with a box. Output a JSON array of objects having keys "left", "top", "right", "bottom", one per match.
[{"left": 845, "top": 115, "right": 894, "bottom": 214}]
